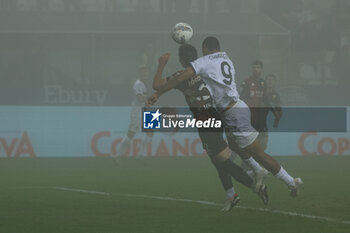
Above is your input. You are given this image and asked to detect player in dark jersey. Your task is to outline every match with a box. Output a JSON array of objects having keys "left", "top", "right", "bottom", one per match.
[
  {"left": 241, "top": 62, "right": 282, "bottom": 150},
  {"left": 241, "top": 61, "right": 266, "bottom": 130},
  {"left": 152, "top": 44, "right": 268, "bottom": 210}
]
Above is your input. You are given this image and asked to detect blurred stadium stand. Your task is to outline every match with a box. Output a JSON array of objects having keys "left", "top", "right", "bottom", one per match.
[{"left": 0, "top": 0, "right": 348, "bottom": 106}]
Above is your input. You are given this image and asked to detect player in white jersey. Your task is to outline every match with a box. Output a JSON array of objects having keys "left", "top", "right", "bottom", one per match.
[
  {"left": 153, "top": 45, "right": 268, "bottom": 209},
  {"left": 147, "top": 37, "right": 302, "bottom": 197},
  {"left": 119, "top": 66, "right": 153, "bottom": 157}
]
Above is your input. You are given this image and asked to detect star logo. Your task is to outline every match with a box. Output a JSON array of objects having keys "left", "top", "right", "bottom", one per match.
[
  {"left": 143, "top": 109, "right": 162, "bottom": 129},
  {"left": 150, "top": 109, "right": 162, "bottom": 122}
]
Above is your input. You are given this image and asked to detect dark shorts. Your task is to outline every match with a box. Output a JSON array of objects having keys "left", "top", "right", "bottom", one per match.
[{"left": 193, "top": 108, "right": 227, "bottom": 158}]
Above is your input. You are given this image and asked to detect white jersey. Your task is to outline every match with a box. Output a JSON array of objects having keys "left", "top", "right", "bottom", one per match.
[
  {"left": 132, "top": 79, "right": 147, "bottom": 106},
  {"left": 190, "top": 52, "right": 239, "bottom": 108}
]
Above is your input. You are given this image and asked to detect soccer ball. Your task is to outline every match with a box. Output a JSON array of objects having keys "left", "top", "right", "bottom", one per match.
[{"left": 171, "top": 22, "right": 193, "bottom": 44}]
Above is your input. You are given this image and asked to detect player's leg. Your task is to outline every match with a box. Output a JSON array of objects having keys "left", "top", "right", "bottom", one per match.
[
  {"left": 210, "top": 148, "right": 241, "bottom": 211},
  {"left": 239, "top": 132, "right": 269, "bottom": 179},
  {"left": 226, "top": 135, "right": 268, "bottom": 190},
  {"left": 198, "top": 127, "right": 254, "bottom": 190},
  {"left": 257, "top": 132, "right": 268, "bottom": 151},
  {"left": 198, "top": 128, "right": 243, "bottom": 210},
  {"left": 211, "top": 148, "right": 269, "bottom": 206},
  {"left": 228, "top": 103, "right": 289, "bottom": 176},
  {"left": 120, "top": 106, "right": 141, "bottom": 156},
  {"left": 211, "top": 161, "right": 234, "bottom": 195},
  {"left": 200, "top": 128, "right": 269, "bottom": 205},
  {"left": 225, "top": 137, "right": 269, "bottom": 205},
  {"left": 244, "top": 140, "right": 280, "bottom": 174},
  {"left": 211, "top": 157, "right": 268, "bottom": 207},
  {"left": 210, "top": 158, "right": 239, "bottom": 211},
  {"left": 119, "top": 130, "right": 136, "bottom": 156},
  {"left": 230, "top": 149, "right": 255, "bottom": 180},
  {"left": 227, "top": 135, "right": 266, "bottom": 175},
  {"left": 197, "top": 110, "right": 269, "bottom": 204},
  {"left": 244, "top": 140, "right": 303, "bottom": 197},
  {"left": 138, "top": 131, "right": 153, "bottom": 157},
  {"left": 223, "top": 100, "right": 302, "bottom": 196},
  {"left": 199, "top": 109, "right": 259, "bottom": 189},
  {"left": 211, "top": 149, "right": 253, "bottom": 189}
]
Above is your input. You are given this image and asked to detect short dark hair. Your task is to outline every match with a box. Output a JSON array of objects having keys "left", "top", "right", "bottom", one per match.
[
  {"left": 252, "top": 60, "right": 263, "bottom": 68},
  {"left": 202, "top": 36, "right": 220, "bottom": 51},
  {"left": 178, "top": 44, "right": 198, "bottom": 67}
]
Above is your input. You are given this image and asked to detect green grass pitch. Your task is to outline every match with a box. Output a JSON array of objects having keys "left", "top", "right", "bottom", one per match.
[{"left": 0, "top": 156, "right": 349, "bottom": 233}]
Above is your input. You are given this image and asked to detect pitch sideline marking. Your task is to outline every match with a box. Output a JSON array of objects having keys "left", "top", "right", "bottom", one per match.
[
  {"left": 53, "top": 186, "right": 110, "bottom": 196},
  {"left": 53, "top": 186, "right": 350, "bottom": 225}
]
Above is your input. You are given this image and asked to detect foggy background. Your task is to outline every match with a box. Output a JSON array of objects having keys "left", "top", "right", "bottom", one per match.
[{"left": 0, "top": 0, "right": 349, "bottom": 106}]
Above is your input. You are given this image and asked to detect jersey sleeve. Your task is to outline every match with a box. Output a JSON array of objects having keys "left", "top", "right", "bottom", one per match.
[{"left": 190, "top": 56, "right": 206, "bottom": 75}]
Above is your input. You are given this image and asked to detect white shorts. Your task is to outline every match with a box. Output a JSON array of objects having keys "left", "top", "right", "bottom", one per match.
[
  {"left": 128, "top": 106, "right": 141, "bottom": 133},
  {"left": 221, "top": 99, "right": 259, "bottom": 148}
]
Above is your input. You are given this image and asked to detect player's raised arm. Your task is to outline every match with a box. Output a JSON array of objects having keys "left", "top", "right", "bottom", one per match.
[
  {"left": 152, "top": 53, "right": 169, "bottom": 90},
  {"left": 157, "top": 67, "right": 193, "bottom": 95},
  {"left": 147, "top": 67, "right": 194, "bottom": 106},
  {"left": 146, "top": 67, "right": 194, "bottom": 106}
]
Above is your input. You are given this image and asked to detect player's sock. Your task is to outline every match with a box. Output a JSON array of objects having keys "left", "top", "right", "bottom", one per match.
[
  {"left": 213, "top": 162, "right": 233, "bottom": 191},
  {"left": 119, "top": 136, "right": 131, "bottom": 156},
  {"left": 275, "top": 167, "right": 295, "bottom": 187},
  {"left": 243, "top": 157, "right": 264, "bottom": 174},
  {"left": 219, "top": 159, "right": 253, "bottom": 188},
  {"left": 139, "top": 134, "right": 152, "bottom": 156},
  {"left": 225, "top": 187, "right": 235, "bottom": 199},
  {"left": 222, "top": 187, "right": 240, "bottom": 211}
]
